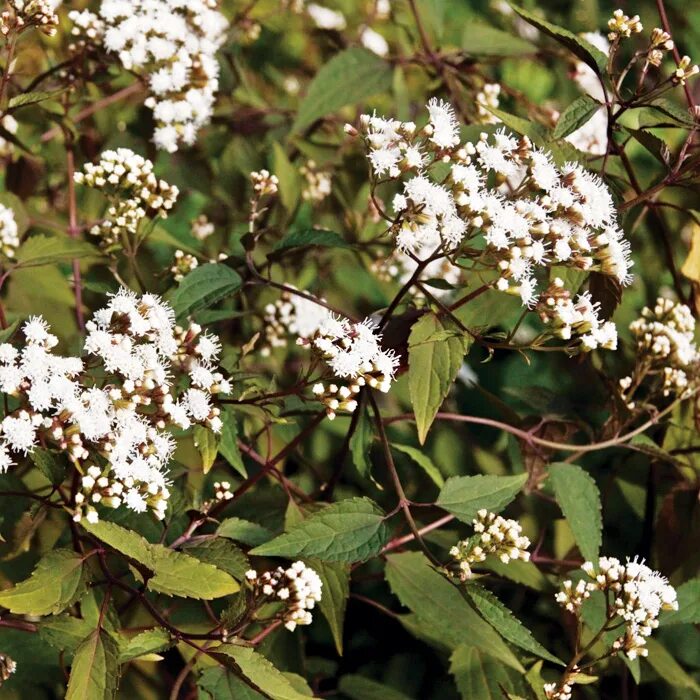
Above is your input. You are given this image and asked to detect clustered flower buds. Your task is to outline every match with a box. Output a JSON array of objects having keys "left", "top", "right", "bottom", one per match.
[
  {"left": 0, "top": 203, "right": 19, "bottom": 259},
  {"left": 648, "top": 27, "right": 674, "bottom": 67},
  {"left": 622, "top": 298, "right": 699, "bottom": 401},
  {"left": 475, "top": 83, "right": 501, "bottom": 124},
  {"left": 0, "top": 115, "right": 18, "bottom": 158},
  {"left": 359, "top": 100, "right": 632, "bottom": 326},
  {"left": 244, "top": 561, "right": 323, "bottom": 631},
  {"left": 300, "top": 160, "right": 332, "bottom": 203},
  {"left": 673, "top": 55, "right": 700, "bottom": 85},
  {"left": 213, "top": 480, "right": 233, "bottom": 501},
  {"left": 69, "top": 0, "right": 228, "bottom": 152},
  {"left": 607, "top": 9, "right": 643, "bottom": 41},
  {"left": 536, "top": 280, "right": 617, "bottom": 352},
  {"left": 2, "top": 0, "right": 58, "bottom": 37},
  {"left": 75, "top": 149, "right": 178, "bottom": 249},
  {"left": 0, "top": 652, "right": 16, "bottom": 685},
  {"left": 555, "top": 557, "right": 678, "bottom": 660},
  {"left": 0, "top": 289, "right": 230, "bottom": 523},
  {"left": 448, "top": 509, "right": 530, "bottom": 581},
  {"left": 191, "top": 214, "right": 215, "bottom": 241},
  {"left": 171, "top": 249, "right": 199, "bottom": 282},
  {"left": 250, "top": 169, "right": 279, "bottom": 197}
]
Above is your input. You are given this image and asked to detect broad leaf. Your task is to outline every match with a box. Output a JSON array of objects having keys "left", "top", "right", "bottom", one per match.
[
  {"left": 0, "top": 549, "right": 87, "bottom": 615},
  {"left": 466, "top": 583, "right": 562, "bottom": 664},
  {"left": 172, "top": 263, "right": 241, "bottom": 318},
  {"left": 307, "top": 558, "right": 350, "bottom": 655},
  {"left": 250, "top": 497, "right": 389, "bottom": 562},
  {"left": 450, "top": 645, "right": 528, "bottom": 700},
  {"left": 436, "top": 474, "right": 527, "bottom": 523},
  {"left": 553, "top": 95, "right": 601, "bottom": 139},
  {"left": 408, "top": 314, "right": 470, "bottom": 444},
  {"left": 119, "top": 628, "right": 172, "bottom": 663},
  {"left": 292, "top": 48, "right": 392, "bottom": 133},
  {"left": 39, "top": 615, "right": 92, "bottom": 653},
  {"left": 271, "top": 228, "right": 351, "bottom": 255},
  {"left": 15, "top": 235, "right": 99, "bottom": 268},
  {"left": 181, "top": 537, "right": 250, "bottom": 581},
  {"left": 30, "top": 448, "right": 66, "bottom": 484},
  {"left": 217, "top": 517, "right": 274, "bottom": 546},
  {"left": 548, "top": 463, "right": 601, "bottom": 563},
  {"left": 198, "top": 666, "right": 265, "bottom": 698},
  {"left": 65, "top": 629, "right": 119, "bottom": 700}
]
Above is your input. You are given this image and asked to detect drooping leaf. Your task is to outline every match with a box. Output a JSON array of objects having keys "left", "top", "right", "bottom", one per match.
[
  {"left": 553, "top": 95, "right": 601, "bottom": 139},
  {"left": 307, "top": 558, "right": 350, "bottom": 655},
  {"left": 391, "top": 443, "right": 444, "bottom": 488},
  {"left": 466, "top": 583, "right": 563, "bottom": 664},
  {"left": 436, "top": 474, "right": 527, "bottom": 523},
  {"left": 292, "top": 48, "right": 392, "bottom": 133},
  {"left": 212, "top": 645, "right": 313, "bottom": 700},
  {"left": 548, "top": 463, "right": 601, "bottom": 563},
  {"left": 65, "top": 629, "right": 119, "bottom": 700},
  {"left": 250, "top": 498, "right": 389, "bottom": 562},
  {"left": 83, "top": 520, "right": 238, "bottom": 599},
  {"left": 0, "top": 549, "right": 87, "bottom": 616},
  {"left": 408, "top": 314, "right": 470, "bottom": 444},
  {"left": 194, "top": 425, "right": 220, "bottom": 474},
  {"left": 172, "top": 263, "right": 241, "bottom": 318}
]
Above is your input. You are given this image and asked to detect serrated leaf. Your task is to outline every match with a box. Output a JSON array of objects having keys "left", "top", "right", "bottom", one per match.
[
  {"left": 8, "top": 88, "right": 67, "bottom": 110},
  {"left": 548, "top": 463, "right": 601, "bottom": 563},
  {"left": 391, "top": 443, "right": 444, "bottom": 488},
  {"left": 172, "top": 264, "right": 241, "bottom": 318},
  {"left": 65, "top": 629, "right": 119, "bottom": 700},
  {"left": 39, "top": 615, "right": 92, "bottom": 653},
  {"left": 307, "top": 558, "right": 349, "bottom": 655},
  {"left": 292, "top": 48, "right": 392, "bottom": 133},
  {"left": 408, "top": 314, "right": 471, "bottom": 444},
  {"left": 217, "top": 517, "right": 273, "bottom": 546},
  {"left": 212, "top": 645, "right": 312, "bottom": 700},
  {"left": 385, "top": 552, "right": 523, "bottom": 670},
  {"left": 219, "top": 407, "right": 247, "bottom": 478},
  {"left": 181, "top": 537, "right": 249, "bottom": 581},
  {"left": 553, "top": 95, "right": 601, "bottom": 139},
  {"left": 15, "top": 235, "right": 100, "bottom": 268},
  {"left": 0, "top": 549, "right": 87, "bottom": 615},
  {"left": 30, "top": 448, "right": 66, "bottom": 484},
  {"left": 338, "top": 674, "right": 412, "bottom": 700},
  {"left": 83, "top": 520, "right": 238, "bottom": 599},
  {"left": 510, "top": 5, "right": 608, "bottom": 74},
  {"left": 660, "top": 578, "right": 700, "bottom": 626},
  {"left": 436, "top": 474, "right": 527, "bottom": 523},
  {"left": 450, "top": 645, "right": 528, "bottom": 700},
  {"left": 119, "top": 628, "right": 171, "bottom": 663},
  {"left": 250, "top": 497, "right": 389, "bottom": 563},
  {"left": 198, "top": 666, "right": 265, "bottom": 698},
  {"left": 466, "top": 583, "right": 563, "bottom": 664}
]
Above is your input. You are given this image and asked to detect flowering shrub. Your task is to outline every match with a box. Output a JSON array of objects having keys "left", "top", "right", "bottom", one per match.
[{"left": 0, "top": 0, "right": 698, "bottom": 698}]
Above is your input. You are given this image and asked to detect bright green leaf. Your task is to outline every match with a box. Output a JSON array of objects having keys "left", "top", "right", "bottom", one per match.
[
  {"left": 436, "top": 474, "right": 527, "bottom": 523},
  {"left": 391, "top": 443, "right": 444, "bottom": 488},
  {"left": 65, "top": 629, "right": 119, "bottom": 700},
  {"left": 15, "top": 235, "right": 100, "bottom": 268}
]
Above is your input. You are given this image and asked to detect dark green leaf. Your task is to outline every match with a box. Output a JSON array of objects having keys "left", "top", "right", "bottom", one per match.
[
  {"left": 553, "top": 95, "right": 601, "bottom": 139},
  {"left": 172, "top": 264, "right": 241, "bottom": 318}
]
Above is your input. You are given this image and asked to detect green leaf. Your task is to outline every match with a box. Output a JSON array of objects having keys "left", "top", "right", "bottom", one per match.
[
  {"left": 408, "top": 314, "right": 470, "bottom": 444},
  {"left": 292, "top": 48, "right": 392, "bottom": 133},
  {"left": 271, "top": 142, "right": 300, "bottom": 212},
  {"left": 660, "top": 578, "right": 700, "bottom": 626},
  {"left": 271, "top": 228, "right": 351, "bottom": 255},
  {"left": 450, "top": 645, "right": 528, "bottom": 700},
  {"left": 461, "top": 23, "right": 537, "bottom": 56},
  {"left": 15, "top": 235, "right": 100, "bottom": 268},
  {"left": 39, "top": 615, "right": 93, "bottom": 653},
  {"left": 194, "top": 425, "right": 219, "bottom": 474},
  {"left": 436, "top": 474, "right": 527, "bottom": 523},
  {"left": 181, "top": 536, "right": 250, "bottom": 581},
  {"left": 648, "top": 99, "right": 695, "bottom": 127},
  {"left": 8, "top": 88, "right": 67, "bottom": 110},
  {"left": 391, "top": 443, "right": 444, "bottom": 488},
  {"left": 83, "top": 520, "right": 239, "bottom": 599},
  {"left": 172, "top": 264, "right": 242, "bottom": 318},
  {"left": 548, "top": 463, "right": 601, "bottom": 563},
  {"left": 553, "top": 95, "right": 601, "bottom": 139},
  {"left": 0, "top": 549, "right": 87, "bottom": 615},
  {"left": 217, "top": 517, "right": 274, "bottom": 546},
  {"left": 510, "top": 5, "right": 608, "bottom": 74},
  {"left": 250, "top": 497, "right": 389, "bottom": 563},
  {"left": 338, "top": 674, "right": 412, "bottom": 700},
  {"left": 487, "top": 108, "right": 548, "bottom": 145},
  {"left": 219, "top": 408, "right": 247, "bottom": 478},
  {"left": 645, "top": 638, "right": 700, "bottom": 695},
  {"left": 198, "top": 666, "right": 265, "bottom": 699},
  {"left": 385, "top": 552, "right": 523, "bottom": 670},
  {"left": 349, "top": 405, "right": 375, "bottom": 483},
  {"left": 212, "top": 645, "right": 312, "bottom": 700},
  {"left": 307, "top": 558, "right": 349, "bottom": 655},
  {"left": 118, "top": 628, "right": 172, "bottom": 663},
  {"left": 466, "top": 583, "right": 562, "bottom": 664},
  {"left": 30, "top": 448, "right": 66, "bottom": 485},
  {"left": 65, "top": 629, "right": 119, "bottom": 700}
]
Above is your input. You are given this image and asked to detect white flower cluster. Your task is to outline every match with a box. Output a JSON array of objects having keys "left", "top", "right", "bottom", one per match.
[
  {"left": 2, "top": 0, "right": 59, "bottom": 37},
  {"left": 0, "top": 203, "right": 19, "bottom": 259},
  {"left": 476, "top": 83, "right": 501, "bottom": 124},
  {"left": 306, "top": 3, "right": 345, "bottom": 30},
  {"left": 191, "top": 214, "right": 215, "bottom": 241},
  {"left": 0, "top": 289, "right": 230, "bottom": 523},
  {"left": 69, "top": 0, "right": 228, "bottom": 152},
  {"left": 449, "top": 509, "right": 530, "bottom": 581},
  {"left": 74, "top": 148, "right": 179, "bottom": 249},
  {"left": 262, "top": 289, "right": 331, "bottom": 353},
  {"left": 245, "top": 561, "right": 323, "bottom": 631},
  {"left": 555, "top": 557, "right": 678, "bottom": 660},
  {"left": 607, "top": 9, "right": 643, "bottom": 40},
  {"left": 536, "top": 279, "right": 618, "bottom": 352},
  {"left": 358, "top": 100, "right": 632, "bottom": 310},
  {"left": 171, "top": 249, "right": 198, "bottom": 282},
  {"left": 300, "top": 160, "right": 332, "bottom": 203},
  {"left": 251, "top": 169, "right": 279, "bottom": 198},
  {"left": 0, "top": 114, "right": 18, "bottom": 158},
  {"left": 623, "top": 298, "right": 700, "bottom": 398}
]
